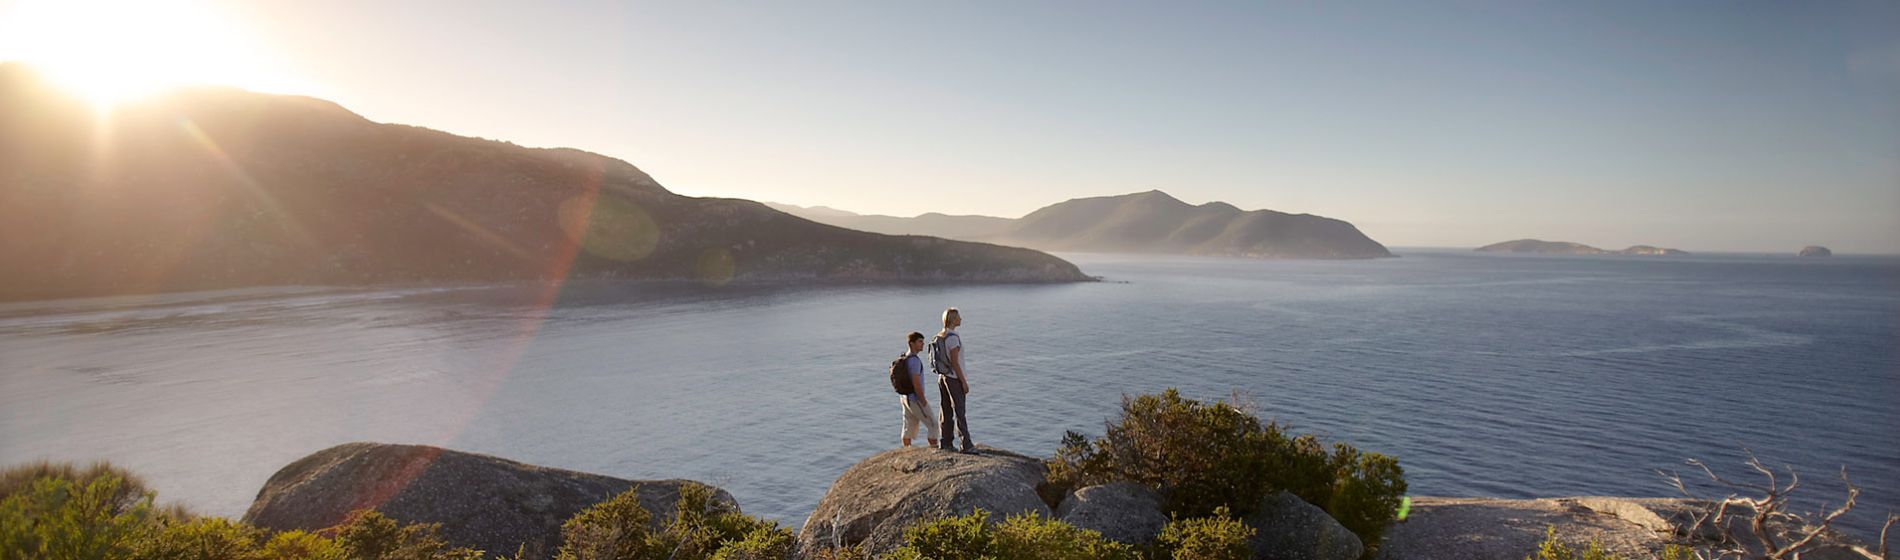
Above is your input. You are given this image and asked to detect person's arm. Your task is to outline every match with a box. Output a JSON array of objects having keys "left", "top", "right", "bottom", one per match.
[
  {"left": 910, "top": 359, "right": 929, "bottom": 407},
  {"left": 950, "top": 343, "right": 967, "bottom": 392}
]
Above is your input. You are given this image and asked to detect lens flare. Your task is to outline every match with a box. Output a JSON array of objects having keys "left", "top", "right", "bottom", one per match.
[
  {"left": 558, "top": 195, "right": 660, "bottom": 262},
  {"left": 696, "top": 247, "right": 736, "bottom": 287}
]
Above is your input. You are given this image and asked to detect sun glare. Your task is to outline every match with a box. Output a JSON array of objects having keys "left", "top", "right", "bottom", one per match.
[{"left": 0, "top": 0, "right": 315, "bottom": 107}]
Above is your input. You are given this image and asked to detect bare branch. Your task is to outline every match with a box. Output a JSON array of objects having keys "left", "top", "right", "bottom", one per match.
[
  {"left": 1770, "top": 468, "right": 1857, "bottom": 558},
  {"left": 1877, "top": 512, "right": 1895, "bottom": 560}
]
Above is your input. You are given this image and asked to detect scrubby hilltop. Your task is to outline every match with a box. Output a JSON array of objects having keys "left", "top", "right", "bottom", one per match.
[
  {"left": 776, "top": 191, "right": 1394, "bottom": 260},
  {"left": 0, "top": 64, "right": 1088, "bottom": 300},
  {"left": 1003, "top": 190, "right": 1392, "bottom": 259}
]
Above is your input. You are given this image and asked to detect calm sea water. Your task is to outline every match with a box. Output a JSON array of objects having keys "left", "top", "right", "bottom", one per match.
[{"left": 3, "top": 250, "right": 1896, "bottom": 538}]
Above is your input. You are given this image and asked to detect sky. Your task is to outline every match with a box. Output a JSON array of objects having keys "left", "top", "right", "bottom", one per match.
[{"left": 3, "top": 0, "right": 1897, "bottom": 252}]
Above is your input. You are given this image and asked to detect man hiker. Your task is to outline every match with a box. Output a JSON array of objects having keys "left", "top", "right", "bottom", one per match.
[
  {"left": 898, "top": 331, "right": 940, "bottom": 448},
  {"left": 931, "top": 307, "right": 974, "bottom": 453}
]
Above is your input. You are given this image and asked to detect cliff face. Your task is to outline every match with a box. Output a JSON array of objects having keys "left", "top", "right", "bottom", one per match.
[{"left": 0, "top": 64, "right": 1089, "bottom": 300}]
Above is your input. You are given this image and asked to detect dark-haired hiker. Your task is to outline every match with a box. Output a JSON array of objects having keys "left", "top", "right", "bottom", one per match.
[
  {"left": 900, "top": 332, "right": 940, "bottom": 448},
  {"left": 932, "top": 307, "right": 975, "bottom": 453}
]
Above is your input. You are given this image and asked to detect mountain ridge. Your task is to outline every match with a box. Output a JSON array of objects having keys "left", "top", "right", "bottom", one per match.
[{"left": 0, "top": 64, "right": 1090, "bottom": 300}]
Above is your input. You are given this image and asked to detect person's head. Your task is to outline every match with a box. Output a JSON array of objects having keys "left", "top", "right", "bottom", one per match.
[
  {"left": 941, "top": 307, "right": 961, "bottom": 330},
  {"left": 907, "top": 331, "right": 926, "bottom": 353}
]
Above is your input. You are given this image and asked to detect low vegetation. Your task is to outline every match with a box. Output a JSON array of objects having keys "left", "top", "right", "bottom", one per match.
[
  {"left": 556, "top": 482, "right": 793, "bottom": 560},
  {"left": 1526, "top": 526, "right": 1693, "bottom": 560},
  {"left": 1153, "top": 507, "right": 1254, "bottom": 560},
  {"left": 1044, "top": 389, "right": 1407, "bottom": 554},
  {"left": 0, "top": 463, "right": 789, "bottom": 560}
]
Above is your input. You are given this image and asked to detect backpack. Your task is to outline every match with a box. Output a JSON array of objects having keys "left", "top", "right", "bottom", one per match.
[
  {"left": 929, "top": 333, "right": 959, "bottom": 377},
  {"left": 889, "top": 354, "right": 916, "bottom": 395}
]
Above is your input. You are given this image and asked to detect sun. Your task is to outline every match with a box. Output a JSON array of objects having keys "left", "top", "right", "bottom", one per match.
[{"left": 0, "top": 0, "right": 316, "bottom": 107}]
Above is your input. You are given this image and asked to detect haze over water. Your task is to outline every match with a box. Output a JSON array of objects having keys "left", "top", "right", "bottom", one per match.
[{"left": 2, "top": 251, "right": 1896, "bottom": 537}]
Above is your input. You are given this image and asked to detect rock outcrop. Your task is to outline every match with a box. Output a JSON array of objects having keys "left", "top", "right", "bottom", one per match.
[
  {"left": 0, "top": 63, "right": 1089, "bottom": 301},
  {"left": 242, "top": 442, "right": 731, "bottom": 557},
  {"left": 1054, "top": 482, "right": 1169, "bottom": 546},
  {"left": 796, "top": 446, "right": 1052, "bottom": 557},
  {"left": 1247, "top": 491, "right": 1362, "bottom": 560},
  {"left": 1799, "top": 245, "right": 1833, "bottom": 257}
]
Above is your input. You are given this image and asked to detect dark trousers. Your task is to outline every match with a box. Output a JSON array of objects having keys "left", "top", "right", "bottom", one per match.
[{"left": 937, "top": 376, "right": 972, "bottom": 450}]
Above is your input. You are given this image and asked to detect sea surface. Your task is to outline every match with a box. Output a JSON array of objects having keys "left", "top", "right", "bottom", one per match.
[{"left": 3, "top": 250, "right": 1897, "bottom": 538}]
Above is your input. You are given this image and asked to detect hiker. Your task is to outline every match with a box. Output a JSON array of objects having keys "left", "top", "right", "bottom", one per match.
[
  {"left": 896, "top": 331, "right": 939, "bottom": 448},
  {"left": 931, "top": 307, "right": 974, "bottom": 453}
]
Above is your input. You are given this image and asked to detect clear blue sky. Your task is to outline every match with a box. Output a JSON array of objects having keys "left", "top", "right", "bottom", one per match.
[{"left": 9, "top": 0, "right": 1899, "bottom": 252}]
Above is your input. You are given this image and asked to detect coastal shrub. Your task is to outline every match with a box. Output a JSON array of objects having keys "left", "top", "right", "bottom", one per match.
[
  {"left": 1045, "top": 389, "right": 1408, "bottom": 554},
  {"left": 1153, "top": 507, "right": 1254, "bottom": 560},
  {"left": 1046, "top": 390, "right": 1275, "bottom": 518},
  {"left": 557, "top": 482, "right": 793, "bottom": 560},
  {"left": 257, "top": 530, "right": 345, "bottom": 560},
  {"left": 707, "top": 526, "right": 794, "bottom": 560},
  {"left": 890, "top": 509, "right": 1140, "bottom": 560},
  {"left": 332, "top": 510, "right": 481, "bottom": 560},
  {"left": 1526, "top": 526, "right": 1693, "bottom": 560},
  {"left": 1, "top": 460, "right": 153, "bottom": 513},
  {"left": 1320, "top": 444, "right": 1405, "bottom": 556},
  {"left": 134, "top": 516, "right": 266, "bottom": 560},
  {"left": 556, "top": 487, "right": 659, "bottom": 560},
  {"left": 1, "top": 473, "right": 157, "bottom": 560}
]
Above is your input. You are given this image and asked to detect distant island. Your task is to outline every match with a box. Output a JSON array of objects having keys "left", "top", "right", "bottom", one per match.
[
  {"left": 1798, "top": 245, "right": 1832, "bottom": 257},
  {"left": 1476, "top": 239, "right": 1689, "bottom": 256},
  {"left": 774, "top": 190, "right": 1393, "bottom": 259},
  {"left": 0, "top": 64, "right": 1089, "bottom": 301}
]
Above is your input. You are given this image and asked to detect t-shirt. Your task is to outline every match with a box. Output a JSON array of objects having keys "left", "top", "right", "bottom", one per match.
[
  {"left": 934, "top": 330, "right": 963, "bottom": 379},
  {"left": 906, "top": 352, "right": 925, "bottom": 391}
]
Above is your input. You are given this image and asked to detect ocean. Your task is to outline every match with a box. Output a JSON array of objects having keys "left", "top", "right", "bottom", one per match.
[{"left": 2, "top": 249, "right": 1896, "bottom": 538}]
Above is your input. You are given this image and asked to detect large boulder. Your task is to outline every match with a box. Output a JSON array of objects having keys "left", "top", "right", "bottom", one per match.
[
  {"left": 242, "top": 442, "right": 732, "bottom": 557},
  {"left": 796, "top": 446, "right": 1051, "bottom": 557},
  {"left": 1055, "top": 482, "right": 1169, "bottom": 545},
  {"left": 1247, "top": 491, "right": 1362, "bottom": 560}
]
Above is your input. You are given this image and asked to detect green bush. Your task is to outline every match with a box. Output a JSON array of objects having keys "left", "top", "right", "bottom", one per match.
[
  {"left": 257, "top": 530, "right": 344, "bottom": 560},
  {"left": 1526, "top": 526, "right": 1694, "bottom": 560},
  {"left": 331, "top": 510, "right": 481, "bottom": 560},
  {"left": 708, "top": 526, "right": 794, "bottom": 560},
  {"left": 1046, "top": 390, "right": 1276, "bottom": 518},
  {"left": 1, "top": 473, "right": 157, "bottom": 560},
  {"left": 890, "top": 509, "right": 1139, "bottom": 560},
  {"left": 134, "top": 516, "right": 267, "bottom": 560},
  {"left": 557, "top": 482, "right": 793, "bottom": 560},
  {"left": 1046, "top": 389, "right": 1408, "bottom": 555},
  {"left": 1322, "top": 445, "right": 1405, "bottom": 556},
  {"left": 1153, "top": 507, "right": 1254, "bottom": 560},
  {"left": 556, "top": 486, "right": 659, "bottom": 560},
  {"left": 0, "top": 462, "right": 506, "bottom": 560}
]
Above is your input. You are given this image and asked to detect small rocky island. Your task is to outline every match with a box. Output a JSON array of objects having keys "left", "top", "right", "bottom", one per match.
[
  {"left": 1799, "top": 245, "right": 1833, "bottom": 257},
  {"left": 1476, "top": 239, "right": 1688, "bottom": 256}
]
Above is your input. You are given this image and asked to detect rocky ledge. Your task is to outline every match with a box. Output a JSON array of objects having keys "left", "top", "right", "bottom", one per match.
[
  {"left": 1380, "top": 497, "right": 1869, "bottom": 560},
  {"left": 237, "top": 443, "right": 1876, "bottom": 560}
]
